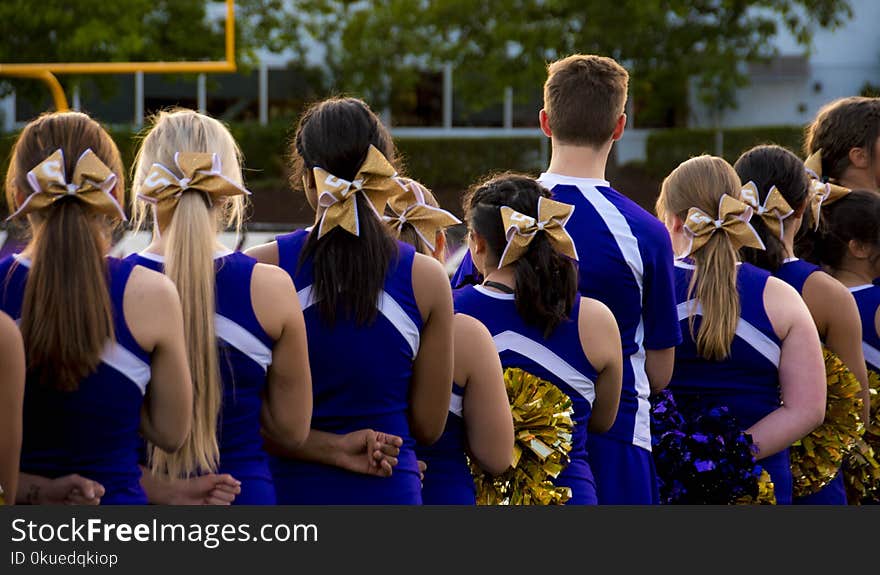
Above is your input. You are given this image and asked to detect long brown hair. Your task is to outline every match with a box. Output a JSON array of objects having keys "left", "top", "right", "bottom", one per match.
[
  {"left": 132, "top": 109, "right": 246, "bottom": 478},
  {"left": 4, "top": 112, "right": 124, "bottom": 391},
  {"left": 657, "top": 156, "right": 742, "bottom": 360}
]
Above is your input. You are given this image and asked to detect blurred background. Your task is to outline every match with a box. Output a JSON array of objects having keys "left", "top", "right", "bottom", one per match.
[{"left": 0, "top": 0, "right": 878, "bottom": 257}]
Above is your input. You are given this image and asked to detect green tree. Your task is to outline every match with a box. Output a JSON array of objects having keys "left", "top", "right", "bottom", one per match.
[
  {"left": 240, "top": 0, "right": 853, "bottom": 126},
  {"left": 0, "top": 0, "right": 239, "bottom": 102}
]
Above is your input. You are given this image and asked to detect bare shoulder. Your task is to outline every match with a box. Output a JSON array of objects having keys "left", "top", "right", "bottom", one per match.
[
  {"left": 0, "top": 311, "right": 18, "bottom": 337},
  {"left": 411, "top": 252, "right": 450, "bottom": 297},
  {"left": 252, "top": 262, "right": 296, "bottom": 294},
  {"left": 244, "top": 241, "right": 280, "bottom": 266},
  {"left": 578, "top": 296, "right": 616, "bottom": 331},
  {"left": 454, "top": 313, "right": 492, "bottom": 345},
  {"left": 803, "top": 270, "right": 853, "bottom": 304},
  {"left": 127, "top": 264, "right": 180, "bottom": 307},
  {"left": 764, "top": 276, "right": 810, "bottom": 337}
]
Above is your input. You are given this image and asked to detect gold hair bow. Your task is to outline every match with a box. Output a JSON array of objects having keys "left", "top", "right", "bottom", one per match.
[
  {"left": 8, "top": 149, "right": 125, "bottom": 221},
  {"left": 384, "top": 178, "right": 461, "bottom": 252},
  {"left": 805, "top": 150, "right": 850, "bottom": 229},
  {"left": 314, "top": 145, "right": 401, "bottom": 239},
  {"left": 738, "top": 181, "right": 794, "bottom": 241},
  {"left": 681, "top": 194, "right": 765, "bottom": 257},
  {"left": 138, "top": 152, "right": 250, "bottom": 229},
  {"left": 498, "top": 197, "right": 578, "bottom": 268}
]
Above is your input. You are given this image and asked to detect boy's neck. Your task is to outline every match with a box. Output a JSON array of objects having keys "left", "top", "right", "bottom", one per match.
[{"left": 546, "top": 140, "right": 611, "bottom": 181}]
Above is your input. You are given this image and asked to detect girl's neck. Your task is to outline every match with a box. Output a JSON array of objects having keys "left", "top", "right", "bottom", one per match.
[
  {"left": 832, "top": 264, "right": 875, "bottom": 288},
  {"left": 482, "top": 266, "right": 516, "bottom": 292}
]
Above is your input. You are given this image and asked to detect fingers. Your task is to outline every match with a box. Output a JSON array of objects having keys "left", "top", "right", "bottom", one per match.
[
  {"left": 417, "top": 460, "right": 427, "bottom": 482},
  {"left": 204, "top": 488, "right": 236, "bottom": 505},
  {"left": 64, "top": 475, "right": 104, "bottom": 504},
  {"left": 213, "top": 474, "right": 242, "bottom": 493}
]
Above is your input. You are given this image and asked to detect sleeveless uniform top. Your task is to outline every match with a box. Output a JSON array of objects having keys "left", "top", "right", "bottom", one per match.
[
  {"left": 851, "top": 283, "right": 880, "bottom": 373},
  {"left": 416, "top": 383, "right": 474, "bottom": 504},
  {"left": 670, "top": 260, "right": 793, "bottom": 504},
  {"left": 270, "top": 229, "right": 424, "bottom": 504},
  {"left": 454, "top": 285, "right": 600, "bottom": 504},
  {"left": 773, "top": 258, "right": 846, "bottom": 505},
  {"left": 127, "top": 250, "right": 277, "bottom": 505},
  {"left": 0, "top": 254, "right": 152, "bottom": 504}
]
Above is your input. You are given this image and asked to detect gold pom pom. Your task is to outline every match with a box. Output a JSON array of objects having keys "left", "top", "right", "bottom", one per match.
[
  {"left": 843, "top": 369, "right": 880, "bottom": 502},
  {"left": 790, "top": 348, "right": 865, "bottom": 498},
  {"left": 735, "top": 469, "right": 777, "bottom": 505},
  {"left": 471, "top": 367, "right": 574, "bottom": 505}
]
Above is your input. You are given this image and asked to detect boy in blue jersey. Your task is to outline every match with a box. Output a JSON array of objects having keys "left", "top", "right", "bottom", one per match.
[
  {"left": 453, "top": 55, "right": 681, "bottom": 503},
  {"left": 538, "top": 54, "right": 680, "bottom": 504}
]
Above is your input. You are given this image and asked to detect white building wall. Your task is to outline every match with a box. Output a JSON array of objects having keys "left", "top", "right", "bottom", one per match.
[{"left": 690, "top": 0, "right": 880, "bottom": 128}]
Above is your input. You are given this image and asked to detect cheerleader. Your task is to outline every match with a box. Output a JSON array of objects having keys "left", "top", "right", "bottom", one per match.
[
  {"left": 805, "top": 97, "right": 880, "bottom": 191},
  {"left": 128, "top": 109, "right": 312, "bottom": 505},
  {"left": 734, "top": 145, "right": 869, "bottom": 504},
  {"left": 247, "top": 97, "right": 454, "bottom": 504},
  {"left": 0, "top": 312, "right": 24, "bottom": 504},
  {"left": 386, "top": 179, "right": 514, "bottom": 504},
  {"left": 657, "top": 155, "right": 826, "bottom": 504},
  {"left": 1, "top": 112, "right": 192, "bottom": 504},
  {"left": 454, "top": 174, "right": 622, "bottom": 505}
]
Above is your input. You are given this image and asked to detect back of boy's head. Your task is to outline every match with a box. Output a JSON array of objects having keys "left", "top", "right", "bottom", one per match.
[{"left": 543, "top": 54, "right": 629, "bottom": 148}]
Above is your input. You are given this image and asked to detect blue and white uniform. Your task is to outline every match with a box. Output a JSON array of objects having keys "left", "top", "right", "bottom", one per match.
[
  {"left": 270, "top": 229, "right": 424, "bottom": 504},
  {"left": 454, "top": 285, "right": 600, "bottom": 504},
  {"left": 128, "top": 250, "right": 277, "bottom": 505},
  {"left": 774, "top": 258, "right": 847, "bottom": 505},
  {"left": 453, "top": 174, "right": 681, "bottom": 503},
  {"left": 670, "top": 260, "right": 792, "bottom": 504},
  {"left": 0, "top": 254, "right": 152, "bottom": 504},
  {"left": 417, "top": 383, "right": 475, "bottom": 505},
  {"left": 852, "top": 282, "right": 880, "bottom": 373}
]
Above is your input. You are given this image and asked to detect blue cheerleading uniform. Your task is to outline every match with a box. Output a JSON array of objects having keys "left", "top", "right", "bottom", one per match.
[
  {"left": 670, "top": 260, "right": 793, "bottom": 504},
  {"left": 851, "top": 283, "right": 880, "bottom": 373},
  {"left": 417, "top": 383, "right": 475, "bottom": 505},
  {"left": 454, "top": 285, "right": 600, "bottom": 504},
  {"left": 128, "top": 250, "right": 277, "bottom": 505},
  {"left": 774, "top": 258, "right": 847, "bottom": 505},
  {"left": 270, "top": 229, "right": 424, "bottom": 504},
  {"left": 0, "top": 254, "right": 152, "bottom": 504},
  {"left": 452, "top": 174, "right": 681, "bottom": 503}
]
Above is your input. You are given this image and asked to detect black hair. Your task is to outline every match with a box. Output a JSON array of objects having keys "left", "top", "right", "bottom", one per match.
[
  {"left": 293, "top": 97, "right": 399, "bottom": 325},
  {"left": 812, "top": 189, "right": 880, "bottom": 271},
  {"left": 464, "top": 173, "right": 578, "bottom": 337},
  {"left": 733, "top": 145, "right": 811, "bottom": 271}
]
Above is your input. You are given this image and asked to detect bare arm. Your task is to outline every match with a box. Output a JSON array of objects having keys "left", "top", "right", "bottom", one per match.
[
  {"left": 409, "top": 254, "right": 454, "bottom": 445},
  {"left": 645, "top": 348, "right": 675, "bottom": 394},
  {"left": 803, "top": 272, "right": 870, "bottom": 422},
  {"left": 579, "top": 298, "right": 623, "bottom": 433},
  {"left": 252, "top": 263, "right": 312, "bottom": 449},
  {"left": 264, "top": 429, "right": 402, "bottom": 477},
  {"left": 139, "top": 466, "right": 241, "bottom": 505},
  {"left": 125, "top": 266, "right": 193, "bottom": 452},
  {"left": 747, "top": 278, "right": 826, "bottom": 459},
  {"left": 16, "top": 473, "right": 104, "bottom": 505},
  {"left": 0, "top": 313, "right": 24, "bottom": 503},
  {"left": 456, "top": 314, "right": 513, "bottom": 475}
]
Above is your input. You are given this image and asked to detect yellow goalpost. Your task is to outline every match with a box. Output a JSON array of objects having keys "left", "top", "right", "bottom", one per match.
[{"left": 0, "top": 0, "right": 238, "bottom": 111}]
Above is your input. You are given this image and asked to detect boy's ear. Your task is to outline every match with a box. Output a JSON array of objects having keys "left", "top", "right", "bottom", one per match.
[
  {"left": 611, "top": 113, "right": 627, "bottom": 142},
  {"left": 849, "top": 146, "right": 869, "bottom": 169},
  {"left": 539, "top": 109, "right": 552, "bottom": 138}
]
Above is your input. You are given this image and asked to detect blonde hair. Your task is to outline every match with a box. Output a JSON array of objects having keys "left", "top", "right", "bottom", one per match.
[
  {"left": 132, "top": 108, "right": 247, "bottom": 478},
  {"left": 657, "top": 155, "right": 741, "bottom": 360}
]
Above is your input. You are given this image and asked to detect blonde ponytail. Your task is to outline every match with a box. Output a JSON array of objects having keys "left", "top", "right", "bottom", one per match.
[
  {"left": 660, "top": 155, "right": 743, "bottom": 361},
  {"left": 133, "top": 108, "right": 247, "bottom": 478},
  {"left": 148, "top": 192, "right": 221, "bottom": 477}
]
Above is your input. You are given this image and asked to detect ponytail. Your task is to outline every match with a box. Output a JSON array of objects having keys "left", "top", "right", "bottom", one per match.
[
  {"left": 513, "top": 235, "right": 578, "bottom": 337},
  {"left": 688, "top": 233, "right": 739, "bottom": 360},
  {"left": 21, "top": 201, "right": 114, "bottom": 390},
  {"left": 148, "top": 192, "right": 221, "bottom": 478}
]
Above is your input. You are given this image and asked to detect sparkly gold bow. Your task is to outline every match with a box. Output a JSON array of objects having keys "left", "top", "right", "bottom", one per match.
[
  {"left": 738, "top": 181, "right": 794, "bottom": 241},
  {"left": 681, "top": 194, "right": 765, "bottom": 257},
  {"left": 805, "top": 149, "right": 850, "bottom": 229},
  {"left": 138, "top": 152, "right": 250, "bottom": 229},
  {"left": 8, "top": 149, "right": 125, "bottom": 221},
  {"left": 384, "top": 178, "right": 461, "bottom": 252},
  {"left": 313, "top": 145, "right": 401, "bottom": 239},
  {"left": 498, "top": 197, "right": 578, "bottom": 268}
]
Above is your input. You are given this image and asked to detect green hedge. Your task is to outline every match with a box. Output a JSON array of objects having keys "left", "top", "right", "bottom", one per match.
[{"left": 644, "top": 126, "right": 805, "bottom": 178}]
